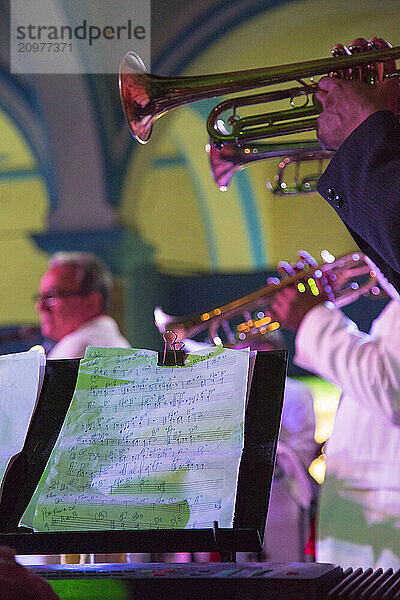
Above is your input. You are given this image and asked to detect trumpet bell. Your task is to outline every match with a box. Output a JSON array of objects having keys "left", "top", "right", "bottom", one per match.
[{"left": 119, "top": 51, "right": 154, "bottom": 144}]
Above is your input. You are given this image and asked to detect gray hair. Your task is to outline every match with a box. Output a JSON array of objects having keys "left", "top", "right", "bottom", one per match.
[{"left": 48, "top": 251, "right": 113, "bottom": 313}]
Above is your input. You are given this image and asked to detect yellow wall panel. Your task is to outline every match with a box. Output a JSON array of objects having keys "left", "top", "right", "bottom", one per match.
[
  {"left": 172, "top": 109, "right": 253, "bottom": 271},
  {"left": 124, "top": 161, "right": 210, "bottom": 272},
  {"left": 0, "top": 179, "right": 48, "bottom": 232},
  {"left": 0, "top": 237, "right": 47, "bottom": 325},
  {"left": 0, "top": 111, "right": 36, "bottom": 170},
  {"left": 0, "top": 107, "right": 49, "bottom": 328}
]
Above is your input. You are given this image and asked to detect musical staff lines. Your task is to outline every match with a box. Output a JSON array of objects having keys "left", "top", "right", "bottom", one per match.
[{"left": 21, "top": 346, "right": 250, "bottom": 532}]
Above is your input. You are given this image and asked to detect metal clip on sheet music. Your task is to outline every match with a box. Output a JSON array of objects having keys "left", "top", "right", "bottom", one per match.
[{"left": 158, "top": 330, "right": 186, "bottom": 366}]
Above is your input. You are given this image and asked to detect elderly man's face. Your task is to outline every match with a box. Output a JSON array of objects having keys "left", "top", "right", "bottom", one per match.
[{"left": 35, "top": 264, "right": 96, "bottom": 341}]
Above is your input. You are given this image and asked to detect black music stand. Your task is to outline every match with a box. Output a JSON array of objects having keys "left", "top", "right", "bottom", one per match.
[{"left": 0, "top": 350, "right": 287, "bottom": 558}]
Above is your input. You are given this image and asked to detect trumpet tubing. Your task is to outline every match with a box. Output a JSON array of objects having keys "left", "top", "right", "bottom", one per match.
[
  {"left": 205, "top": 88, "right": 320, "bottom": 146},
  {"left": 154, "top": 252, "right": 380, "bottom": 348},
  {"left": 266, "top": 149, "right": 334, "bottom": 195},
  {"left": 208, "top": 140, "right": 327, "bottom": 191}
]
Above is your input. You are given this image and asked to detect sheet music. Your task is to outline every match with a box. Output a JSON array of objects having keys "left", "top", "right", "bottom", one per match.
[
  {"left": 0, "top": 349, "right": 46, "bottom": 494},
  {"left": 21, "top": 345, "right": 250, "bottom": 531}
]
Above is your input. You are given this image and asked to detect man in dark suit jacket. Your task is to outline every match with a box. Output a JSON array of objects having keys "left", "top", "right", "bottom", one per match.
[{"left": 315, "top": 76, "right": 400, "bottom": 292}]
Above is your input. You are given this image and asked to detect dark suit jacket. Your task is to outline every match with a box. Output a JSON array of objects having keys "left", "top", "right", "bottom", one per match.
[{"left": 317, "top": 110, "right": 400, "bottom": 292}]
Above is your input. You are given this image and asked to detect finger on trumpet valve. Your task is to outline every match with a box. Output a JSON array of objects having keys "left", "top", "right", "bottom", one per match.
[
  {"left": 297, "top": 249, "right": 318, "bottom": 267},
  {"left": 348, "top": 38, "right": 370, "bottom": 82},
  {"left": 277, "top": 260, "right": 297, "bottom": 277},
  {"left": 267, "top": 276, "right": 280, "bottom": 285},
  {"left": 294, "top": 260, "right": 304, "bottom": 271},
  {"left": 320, "top": 249, "right": 336, "bottom": 264},
  {"left": 331, "top": 43, "right": 351, "bottom": 79},
  {"left": 349, "top": 37, "right": 370, "bottom": 53}
]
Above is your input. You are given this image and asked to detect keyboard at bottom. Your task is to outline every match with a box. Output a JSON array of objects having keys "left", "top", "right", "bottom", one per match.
[{"left": 29, "top": 561, "right": 342, "bottom": 600}]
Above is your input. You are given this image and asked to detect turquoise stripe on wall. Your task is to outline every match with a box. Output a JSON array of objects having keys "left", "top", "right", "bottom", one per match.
[
  {"left": 150, "top": 107, "right": 268, "bottom": 269},
  {"left": 189, "top": 100, "right": 268, "bottom": 268},
  {"left": 234, "top": 170, "right": 267, "bottom": 268},
  {"left": 170, "top": 134, "right": 219, "bottom": 270},
  {"left": 0, "top": 169, "right": 41, "bottom": 182},
  {"left": 151, "top": 156, "right": 186, "bottom": 168},
  {"left": 150, "top": 140, "right": 219, "bottom": 269}
]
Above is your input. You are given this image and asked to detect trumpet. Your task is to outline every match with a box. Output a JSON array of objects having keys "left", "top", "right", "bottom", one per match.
[
  {"left": 119, "top": 38, "right": 400, "bottom": 147},
  {"left": 154, "top": 252, "right": 382, "bottom": 348}
]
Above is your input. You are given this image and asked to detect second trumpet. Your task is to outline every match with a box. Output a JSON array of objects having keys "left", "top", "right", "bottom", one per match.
[{"left": 154, "top": 252, "right": 381, "bottom": 348}]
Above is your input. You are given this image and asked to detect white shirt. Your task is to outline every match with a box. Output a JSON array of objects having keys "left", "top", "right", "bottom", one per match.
[
  {"left": 295, "top": 300, "right": 400, "bottom": 569},
  {"left": 48, "top": 315, "right": 131, "bottom": 359}
]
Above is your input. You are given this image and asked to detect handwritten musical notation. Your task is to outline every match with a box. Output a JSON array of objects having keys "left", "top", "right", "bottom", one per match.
[{"left": 21, "top": 346, "right": 250, "bottom": 532}]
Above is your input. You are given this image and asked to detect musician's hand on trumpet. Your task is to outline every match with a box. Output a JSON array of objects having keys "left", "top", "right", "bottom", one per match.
[
  {"left": 316, "top": 37, "right": 400, "bottom": 151},
  {"left": 270, "top": 251, "right": 335, "bottom": 332},
  {"left": 316, "top": 76, "right": 400, "bottom": 150}
]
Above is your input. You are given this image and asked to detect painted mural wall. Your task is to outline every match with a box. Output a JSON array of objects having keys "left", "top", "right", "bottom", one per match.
[
  {"left": 121, "top": 0, "right": 400, "bottom": 274},
  {"left": 0, "top": 0, "right": 399, "bottom": 346}
]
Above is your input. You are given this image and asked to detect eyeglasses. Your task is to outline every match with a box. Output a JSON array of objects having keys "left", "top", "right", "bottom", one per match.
[{"left": 33, "top": 292, "right": 87, "bottom": 307}]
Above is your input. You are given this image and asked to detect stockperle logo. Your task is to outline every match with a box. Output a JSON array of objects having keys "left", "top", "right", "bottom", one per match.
[{"left": 10, "top": 0, "right": 151, "bottom": 74}]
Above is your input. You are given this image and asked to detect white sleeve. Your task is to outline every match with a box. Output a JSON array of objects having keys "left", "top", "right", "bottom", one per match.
[{"left": 295, "top": 303, "right": 400, "bottom": 425}]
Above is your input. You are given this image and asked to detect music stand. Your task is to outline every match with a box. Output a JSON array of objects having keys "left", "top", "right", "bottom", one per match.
[{"left": 0, "top": 350, "right": 287, "bottom": 558}]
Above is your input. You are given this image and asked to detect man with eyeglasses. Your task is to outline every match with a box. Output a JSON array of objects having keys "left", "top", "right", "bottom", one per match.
[
  {"left": 30, "top": 253, "right": 134, "bottom": 566},
  {"left": 35, "top": 251, "right": 130, "bottom": 359}
]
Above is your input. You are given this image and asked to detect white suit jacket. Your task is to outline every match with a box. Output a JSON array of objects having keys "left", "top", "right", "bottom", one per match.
[{"left": 295, "top": 300, "right": 400, "bottom": 569}]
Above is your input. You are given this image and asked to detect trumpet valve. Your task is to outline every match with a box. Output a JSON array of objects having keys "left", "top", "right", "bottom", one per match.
[
  {"left": 349, "top": 38, "right": 374, "bottom": 82},
  {"left": 331, "top": 43, "right": 351, "bottom": 79},
  {"left": 332, "top": 43, "right": 350, "bottom": 56},
  {"left": 368, "top": 37, "right": 395, "bottom": 81}
]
